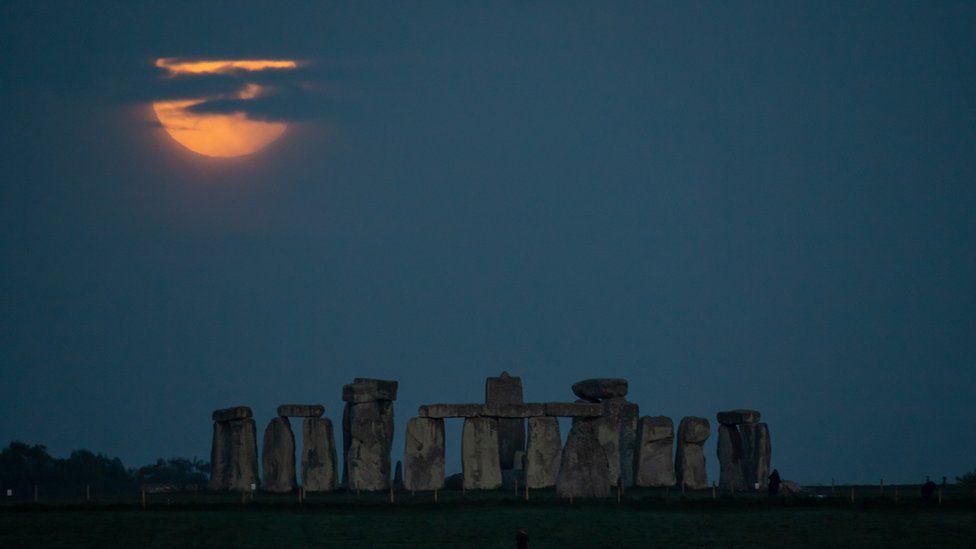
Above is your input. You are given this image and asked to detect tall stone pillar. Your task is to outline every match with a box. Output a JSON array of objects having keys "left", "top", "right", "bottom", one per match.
[
  {"left": 403, "top": 417, "right": 445, "bottom": 491},
  {"left": 525, "top": 417, "right": 561, "bottom": 488},
  {"left": 342, "top": 378, "right": 398, "bottom": 491},
  {"left": 262, "top": 417, "right": 296, "bottom": 492},
  {"left": 462, "top": 417, "right": 502, "bottom": 490},
  {"left": 741, "top": 422, "right": 771, "bottom": 490},
  {"left": 208, "top": 406, "right": 259, "bottom": 492},
  {"left": 675, "top": 416, "right": 710, "bottom": 490},
  {"left": 571, "top": 378, "right": 638, "bottom": 487},
  {"left": 635, "top": 416, "right": 675, "bottom": 487},
  {"left": 716, "top": 409, "right": 768, "bottom": 491},
  {"left": 302, "top": 417, "right": 339, "bottom": 492},
  {"left": 485, "top": 372, "right": 525, "bottom": 470},
  {"left": 555, "top": 418, "right": 610, "bottom": 498}
]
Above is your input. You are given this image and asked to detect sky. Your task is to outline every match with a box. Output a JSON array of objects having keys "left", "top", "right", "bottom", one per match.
[{"left": 1, "top": 2, "right": 974, "bottom": 485}]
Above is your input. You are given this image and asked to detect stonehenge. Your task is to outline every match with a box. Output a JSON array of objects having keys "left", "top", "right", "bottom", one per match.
[
  {"left": 208, "top": 406, "right": 259, "bottom": 491},
  {"left": 635, "top": 416, "right": 675, "bottom": 487},
  {"left": 716, "top": 410, "right": 772, "bottom": 491},
  {"left": 342, "top": 378, "right": 397, "bottom": 491},
  {"left": 208, "top": 377, "right": 775, "bottom": 499},
  {"left": 675, "top": 416, "right": 710, "bottom": 489}
]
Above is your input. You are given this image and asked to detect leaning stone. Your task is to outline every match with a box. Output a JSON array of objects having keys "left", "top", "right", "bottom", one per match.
[
  {"left": 716, "top": 409, "right": 761, "bottom": 425},
  {"left": 635, "top": 416, "right": 675, "bottom": 487},
  {"left": 556, "top": 419, "right": 611, "bottom": 498},
  {"left": 571, "top": 378, "right": 628, "bottom": 401},
  {"left": 208, "top": 418, "right": 259, "bottom": 491},
  {"left": 343, "top": 400, "right": 394, "bottom": 491},
  {"left": 403, "top": 417, "right": 445, "bottom": 492},
  {"left": 486, "top": 372, "right": 526, "bottom": 471},
  {"left": 212, "top": 406, "right": 252, "bottom": 422},
  {"left": 675, "top": 416, "right": 710, "bottom": 489},
  {"left": 342, "top": 378, "right": 398, "bottom": 403},
  {"left": 418, "top": 403, "right": 484, "bottom": 418},
  {"left": 543, "top": 402, "right": 603, "bottom": 417},
  {"left": 302, "top": 417, "right": 338, "bottom": 492},
  {"left": 740, "top": 422, "right": 771, "bottom": 490},
  {"left": 717, "top": 423, "right": 746, "bottom": 491},
  {"left": 525, "top": 417, "right": 561, "bottom": 488},
  {"left": 277, "top": 404, "right": 325, "bottom": 418},
  {"left": 262, "top": 417, "right": 297, "bottom": 493},
  {"left": 461, "top": 417, "right": 502, "bottom": 490}
]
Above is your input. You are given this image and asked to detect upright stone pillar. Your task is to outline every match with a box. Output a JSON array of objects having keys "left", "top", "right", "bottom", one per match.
[
  {"left": 571, "top": 378, "right": 637, "bottom": 487},
  {"left": 635, "top": 416, "right": 675, "bottom": 487},
  {"left": 262, "top": 417, "right": 297, "bottom": 492},
  {"left": 302, "top": 417, "right": 339, "bottom": 492},
  {"left": 342, "top": 378, "right": 398, "bottom": 491},
  {"left": 485, "top": 371, "right": 525, "bottom": 470},
  {"left": 675, "top": 416, "right": 710, "bottom": 490},
  {"left": 741, "top": 422, "right": 771, "bottom": 490},
  {"left": 556, "top": 418, "right": 610, "bottom": 498},
  {"left": 717, "top": 423, "right": 746, "bottom": 491},
  {"left": 462, "top": 417, "right": 502, "bottom": 490},
  {"left": 208, "top": 406, "right": 259, "bottom": 492},
  {"left": 403, "top": 417, "right": 445, "bottom": 491},
  {"left": 525, "top": 417, "right": 561, "bottom": 488}
]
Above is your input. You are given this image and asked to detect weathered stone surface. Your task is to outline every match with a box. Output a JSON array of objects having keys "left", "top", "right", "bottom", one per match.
[
  {"left": 482, "top": 403, "right": 545, "bottom": 418},
  {"left": 717, "top": 423, "right": 746, "bottom": 491},
  {"left": 571, "top": 378, "right": 628, "bottom": 401},
  {"left": 525, "top": 417, "right": 561, "bottom": 488},
  {"left": 679, "top": 416, "right": 711, "bottom": 443},
  {"left": 403, "top": 417, "right": 445, "bottom": 492},
  {"left": 461, "top": 417, "right": 502, "bottom": 490},
  {"left": 393, "top": 461, "right": 403, "bottom": 491},
  {"left": 636, "top": 416, "right": 675, "bottom": 487},
  {"left": 342, "top": 378, "right": 398, "bottom": 403},
  {"left": 486, "top": 372, "right": 526, "bottom": 471},
  {"left": 716, "top": 409, "right": 761, "bottom": 425},
  {"left": 212, "top": 406, "right": 252, "bottom": 422},
  {"left": 262, "top": 417, "right": 296, "bottom": 493},
  {"left": 617, "top": 400, "right": 640, "bottom": 488},
  {"left": 543, "top": 402, "right": 603, "bottom": 417},
  {"left": 556, "top": 419, "right": 611, "bottom": 498},
  {"left": 343, "top": 400, "right": 394, "bottom": 491},
  {"left": 418, "top": 404, "right": 483, "bottom": 418},
  {"left": 740, "top": 422, "right": 771, "bottom": 490},
  {"left": 209, "top": 418, "right": 259, "bottom": 491},
  {"left": 302, "top": 417, "right": 338, "bottom": 492},
  {"left": 277, "top": 404, "right": 325, "bottom": 418},
  {"left": 675, "top": 416, "right": 710, "bottom": 489}
]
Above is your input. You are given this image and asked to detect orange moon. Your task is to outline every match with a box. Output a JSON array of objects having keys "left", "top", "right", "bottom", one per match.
[{"left": 152, "top": 58, "right": 297, "bottom": 158}]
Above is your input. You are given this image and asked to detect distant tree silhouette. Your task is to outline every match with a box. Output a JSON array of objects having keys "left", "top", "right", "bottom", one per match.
[
  {"left": 134, "top": 457, "right": 210, "bottom": 487},
  {"left": 957, "top": 469, "right": 976, "bottom": 487}
]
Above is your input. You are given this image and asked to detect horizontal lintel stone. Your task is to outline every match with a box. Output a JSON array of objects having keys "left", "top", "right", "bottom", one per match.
[
  {"left": 212, "top": 406, "right": 253, "bottom": 422},
  {"left": 277, "top": 404, "right": 325, "bottom": 418},
  {"left": 543, "top": 402, "right": 604, "bottom": 417}
]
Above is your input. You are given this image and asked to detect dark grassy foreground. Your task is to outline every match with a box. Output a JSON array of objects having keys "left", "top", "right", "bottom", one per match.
[{"left": 2, "top": 487, "right": 975, "bottom": 548}]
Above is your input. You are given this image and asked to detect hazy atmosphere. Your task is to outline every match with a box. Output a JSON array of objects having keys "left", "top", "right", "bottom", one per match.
[{"left": 2, "top": 2, "right": 974, "bottom": 486}]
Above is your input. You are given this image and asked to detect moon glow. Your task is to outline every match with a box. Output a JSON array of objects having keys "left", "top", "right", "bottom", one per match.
[{"left": 152, "top": 58, "right": 297, "bottom": 158}]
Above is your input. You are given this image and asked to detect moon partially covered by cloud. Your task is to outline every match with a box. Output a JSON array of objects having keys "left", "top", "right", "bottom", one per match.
[{"left": 152, "top": 58, "right": 298, "bottom": 158}]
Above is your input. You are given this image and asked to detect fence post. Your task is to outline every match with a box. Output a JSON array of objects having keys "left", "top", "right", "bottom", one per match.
[
  {"left": 880, "top": 479, "right": 884, "bottom": 496},
  {"left": 850, "top": 487, "right": 855, "bottom": 503},
  {"left": 86, "top": 484, "right": 90, "bottom": 502},
  {"left": 141, "top": 488, "right": 146, "bottom": 509}
]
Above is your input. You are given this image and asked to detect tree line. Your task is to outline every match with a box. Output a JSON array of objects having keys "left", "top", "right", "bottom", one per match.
[{"left": 0, "top": 441, "right": 209, "bottom": 498}]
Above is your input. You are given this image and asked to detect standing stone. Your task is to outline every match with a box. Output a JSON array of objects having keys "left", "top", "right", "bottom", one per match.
[
  {"left": 525, "top": 417, "right": 561, "bottom": 489},
  {"left": 717, "top": 423, "right": 746, "bottom": 491},
  {"left": 462, "top": 417, "right": 502, "bottom": 490},
  {"left": 343, "top": 399, "right": 395, "bottom": 491},
  {"left": 740, "top": 422, "right": 771, "bottom": 490},
  {"left": 675, "top": 416, "right": 710, "bottom": 490},
  {"left": 262, "top": 417, "right": 297, "bottom": 493},
  {"left": 596, "top": 397, "right": 639, "bottom": 487},
  {"left": 403, "top": 417, "right": 445, "bottom": 491},
  {"left": 485, "top": 372, "right": 525, "bottom": 470},
  {"left": 302, "top": 417, "right": 338, "bottom": 492},
  {"left": 556, "top": 419, "right": 611, "bottom": 498},
  {"left": 208, "top": 414, "right": 259, "bottom": 492},
  {"left": 635, "top": 416, "right": 675, "bottom": 487}
]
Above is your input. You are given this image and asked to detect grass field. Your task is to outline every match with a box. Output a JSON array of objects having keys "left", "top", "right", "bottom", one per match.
[{"left": 2, "top": 487, "right": 974, "bottom": 547}]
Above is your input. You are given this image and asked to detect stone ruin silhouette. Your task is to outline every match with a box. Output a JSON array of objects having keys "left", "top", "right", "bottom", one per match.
[{"left": 207, "top": 373, "right": 772, "bottom": 497}]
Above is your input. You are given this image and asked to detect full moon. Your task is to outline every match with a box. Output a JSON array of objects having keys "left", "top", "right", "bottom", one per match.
[{"left": 152, "top": 58, "right": 297, "bottom": 158}]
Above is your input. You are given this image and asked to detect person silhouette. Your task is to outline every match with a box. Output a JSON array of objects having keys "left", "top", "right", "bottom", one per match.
[
  {"left": 921, "top": 476, "right": 937, "bottom": 501},
  {"left": 768, "top": 469, "right": 782, "bottom": 496},
  {"left": 516, "top": 528, "right": 529, "bottom": 549}
]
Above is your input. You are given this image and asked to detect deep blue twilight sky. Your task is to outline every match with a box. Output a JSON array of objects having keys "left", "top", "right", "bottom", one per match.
[{"left": 1, "top": 2, "right": 974, "bottom": 484}]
